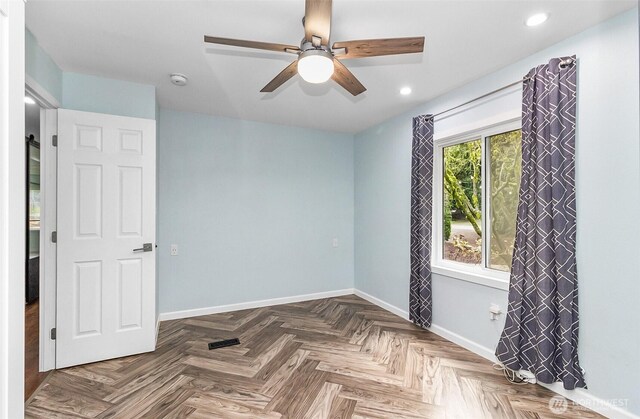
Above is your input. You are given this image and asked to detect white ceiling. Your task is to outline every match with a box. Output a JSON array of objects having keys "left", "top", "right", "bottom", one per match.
[{"left": 26, "top": 0, "right": 635, "bottom": 133}]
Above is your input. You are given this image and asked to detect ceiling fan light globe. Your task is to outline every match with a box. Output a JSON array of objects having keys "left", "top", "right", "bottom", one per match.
[{"left": 297, "top": 50, "right": 334, "bottom": 84}]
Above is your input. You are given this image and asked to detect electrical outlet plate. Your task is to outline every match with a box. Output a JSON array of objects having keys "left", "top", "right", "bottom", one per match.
[{"left": 516, "top": 369, "right": 537, "bottom": 383}]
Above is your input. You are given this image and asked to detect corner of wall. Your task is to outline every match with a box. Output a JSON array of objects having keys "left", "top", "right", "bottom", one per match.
[{"left": 61, "top": 72, "right": 156, "bottom": 119}]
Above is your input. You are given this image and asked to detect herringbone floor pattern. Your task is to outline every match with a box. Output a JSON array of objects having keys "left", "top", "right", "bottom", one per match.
[{"left": 25, "top": 295, "right": 601, "bottom": 418}]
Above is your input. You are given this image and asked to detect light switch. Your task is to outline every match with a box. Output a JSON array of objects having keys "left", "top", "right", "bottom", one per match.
[
  {"left": 170, "top": 244, "right": 178, "bottom": 256},
  {"left": 332, "top": 238, "right": 339, "bottom": 248}
]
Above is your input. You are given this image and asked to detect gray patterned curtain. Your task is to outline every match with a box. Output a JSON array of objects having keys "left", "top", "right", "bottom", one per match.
[
  {"left": 409, "top": 115, "right": 434, "bottom": 328},
  {"left": 496, "top": 56, "right": 586, "bottom": 389}
]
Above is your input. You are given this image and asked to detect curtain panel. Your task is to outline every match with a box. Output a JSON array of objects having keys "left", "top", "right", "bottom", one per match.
[
  {"left": 496, "top": 56, "right": 586, "bottom": 390},
  {"left": 409, "top": 115, "right": 434, "bottom": 328}
]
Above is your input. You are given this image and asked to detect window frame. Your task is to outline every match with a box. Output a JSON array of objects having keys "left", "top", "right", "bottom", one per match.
[{"left": 432, "top": 117, "right": 521, "bottom": 291}]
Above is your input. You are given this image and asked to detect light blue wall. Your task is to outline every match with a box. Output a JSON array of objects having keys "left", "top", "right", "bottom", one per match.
[
  {"left": 354, "top": 9, "right": 639, "bottom": 415},
  {"left": 62, "top": 72, "right": 156, "bottom": 120},
  {"left": 158, "top": 109, "right": 354, "bottom": 313},
  {"left": 25, "top": 29, "right": 156, "bottom": 120},
  {"left": 25, "top": 29, "right": 63, "bottom": 103}
]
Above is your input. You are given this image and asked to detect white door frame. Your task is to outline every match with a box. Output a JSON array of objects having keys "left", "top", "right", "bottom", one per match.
[
  {"left": 26, "top": 77, "right": 59, "bottom": 373},
  {"left": 0, "top": 0, "right": 26, "bottom": 417}
]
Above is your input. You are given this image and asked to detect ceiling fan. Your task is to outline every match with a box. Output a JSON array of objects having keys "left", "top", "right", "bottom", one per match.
[{"left": 204, "top": 0, "right": 425, "bottom": 96}]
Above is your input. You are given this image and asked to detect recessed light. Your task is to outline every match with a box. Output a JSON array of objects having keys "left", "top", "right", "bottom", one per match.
[
  {"left": 24, "top": 96, "right": 36, "bottom": 105},
  {"left": 400, "top": 86, "right": 412, "bottom": 96},
  {"left": 526, "top": 13, "right": 548, "bottom": 27}
]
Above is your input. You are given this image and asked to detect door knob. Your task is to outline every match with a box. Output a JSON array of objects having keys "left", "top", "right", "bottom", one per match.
[{"left": 133, "top": 243, "right": 153, "bottom": 252}]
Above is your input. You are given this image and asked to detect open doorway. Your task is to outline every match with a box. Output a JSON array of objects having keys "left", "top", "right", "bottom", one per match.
[{"left": 24, "top": 93, "right": 49, "bottom": 400}]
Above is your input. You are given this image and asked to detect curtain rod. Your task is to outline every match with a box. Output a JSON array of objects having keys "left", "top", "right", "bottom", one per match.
[
  {"left": 430, "top": 79, "right": 523, "bottom": 120},
  {"left": 428, "top": 57, "right": 575, "bottom": 121}
]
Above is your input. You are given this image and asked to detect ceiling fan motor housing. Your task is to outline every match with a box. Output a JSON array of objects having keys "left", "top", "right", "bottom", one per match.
[{"left": 300, "top": 41, "right": 331, "bottom": 54}]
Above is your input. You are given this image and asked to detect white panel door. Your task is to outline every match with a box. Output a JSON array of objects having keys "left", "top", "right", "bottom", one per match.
[{"left": 56, "top": 109, "right": 156, "bottom": 368}]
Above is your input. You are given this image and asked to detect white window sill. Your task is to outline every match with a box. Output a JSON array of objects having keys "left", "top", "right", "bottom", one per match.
[{"left": 432, "top": 264, "right": 510, "bottom": 291}]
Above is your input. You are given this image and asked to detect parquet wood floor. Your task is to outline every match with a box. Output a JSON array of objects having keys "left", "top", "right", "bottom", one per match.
[{"left": 25, "top": 295, "right": 601, "bottom": 418}]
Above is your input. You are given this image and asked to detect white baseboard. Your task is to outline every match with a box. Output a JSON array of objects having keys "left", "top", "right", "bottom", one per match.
[
  {"left": 155, "top": 316, "right": 161, "bottom": 344},
  {"left": 352, "top": 288, "right": 638, "bottom": 419},
  {"left": 353, "top": 289, "right": 409, "bottom": 320},
  {"left": 427, "top": 324, "right": 497, "bottom": 362},
  {"left": 352, "top": 289, "right": 497, "bottom": 362},
  {"left": 158, "top": 288, "right": 355, "bottom": 321},
  {"left": 538, "top": 383, "right": 639, "bottom": 419},
  {"left": 430, "top": 327, "right": 638, "bottom": 419}
]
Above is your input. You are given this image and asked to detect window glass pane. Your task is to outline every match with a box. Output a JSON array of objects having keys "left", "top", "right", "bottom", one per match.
[
  {"left": 443, "top": 139, "right": 482, "bottom": 265},
  {"left": 488, "top": 129, "right": 522, "bottom": 271}
]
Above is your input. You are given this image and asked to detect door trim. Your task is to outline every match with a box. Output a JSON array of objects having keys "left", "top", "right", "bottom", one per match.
[
  {"left": 26, "top": 77, "right": 58, "bottom": 373},
  {"left": 26, "top": 74, "right": 61, "bottom": 109},
  {"left": 0, "top": 1, "right": 26, "bottom": 416},
  {"left": 39, "top": 108, "right": 57, "bottom": 372}
]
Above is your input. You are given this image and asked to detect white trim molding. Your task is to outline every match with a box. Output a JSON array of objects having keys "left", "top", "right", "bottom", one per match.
[
  {"left": 429, "top": 324, "right": 639, "bottom": 419},
  {"left": 158, "top": 289, "right": 355, "bottom": 321},
  {"left": 427, "top": 323, "right": 498, "bottom": 362},
  {"left": 352, "top": 290, "right": 498, "bottom": 361},
  {"left": 25, "top": 74, "right": 61, "bottom": 109},
  {"left": 0, "top": 1, "right": 26, "bottom": 417},
  {"left": 26, "top": 63, "right": 60, "bottom": 374},
  {"left": 353, "top": 289, "right": 409, "bottom": 320},
  {"left": 538, "top": 383, "right": 639, "bottom": 419},
  {"left": 434, "top": 110, "right": 521, "bottom": 143},
  {"left": 39, "top": 108, "right": 57, "bottom": 372},
  {"left": 432, "top": 265, "right": 509, "bottom": 291}
]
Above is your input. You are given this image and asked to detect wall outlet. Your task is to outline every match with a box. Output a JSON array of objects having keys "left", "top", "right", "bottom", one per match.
[
  {"left": 489, "top": 303, "right": 501, "bottom": 320},
  {"left": 332, "top": 238, "right": 339, "bottom": 248},
  {"left": 516, "top": 369, "right": 537, "bottom": 384},
  {"left": 170, "top": 244, "right": 178, "bottom": 256}
]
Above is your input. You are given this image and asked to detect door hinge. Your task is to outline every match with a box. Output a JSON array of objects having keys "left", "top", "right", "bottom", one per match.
[
  {"left": 50, "top": 328, "right": 56, "bottom": 340},
  {"left": 51, "top": 231, "right": 57, "bottom": 243},
  {"left": 52, "top": 135, "right": 58, "bottom": 147}
]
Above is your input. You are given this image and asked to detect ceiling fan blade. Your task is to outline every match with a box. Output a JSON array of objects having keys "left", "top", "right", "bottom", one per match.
[
  {"left": 204, "top": 36, "right": 300, "bottom": 54},
  {"left": 304, "top": 0, "right": 332, "bottom": 45},
  {"left": 260, "top": 61, "right": 299, "bottom": 93},
  {"left": 332, "top": 37, "right": 425, "bottom": 59},
  {"left": 332, "top": 59, "right": 366, "bottom": 96}
]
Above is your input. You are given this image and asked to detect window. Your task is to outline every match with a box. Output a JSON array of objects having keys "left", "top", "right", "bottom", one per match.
[
  {"left": 434, "top": 120, "right": 522, "bottom": 287},
  {"left": 487, "top": 130, "right": 522, "bottom": 271},
  {"left": 443, "top": 138, "right": 482, "bottom": 266}
]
